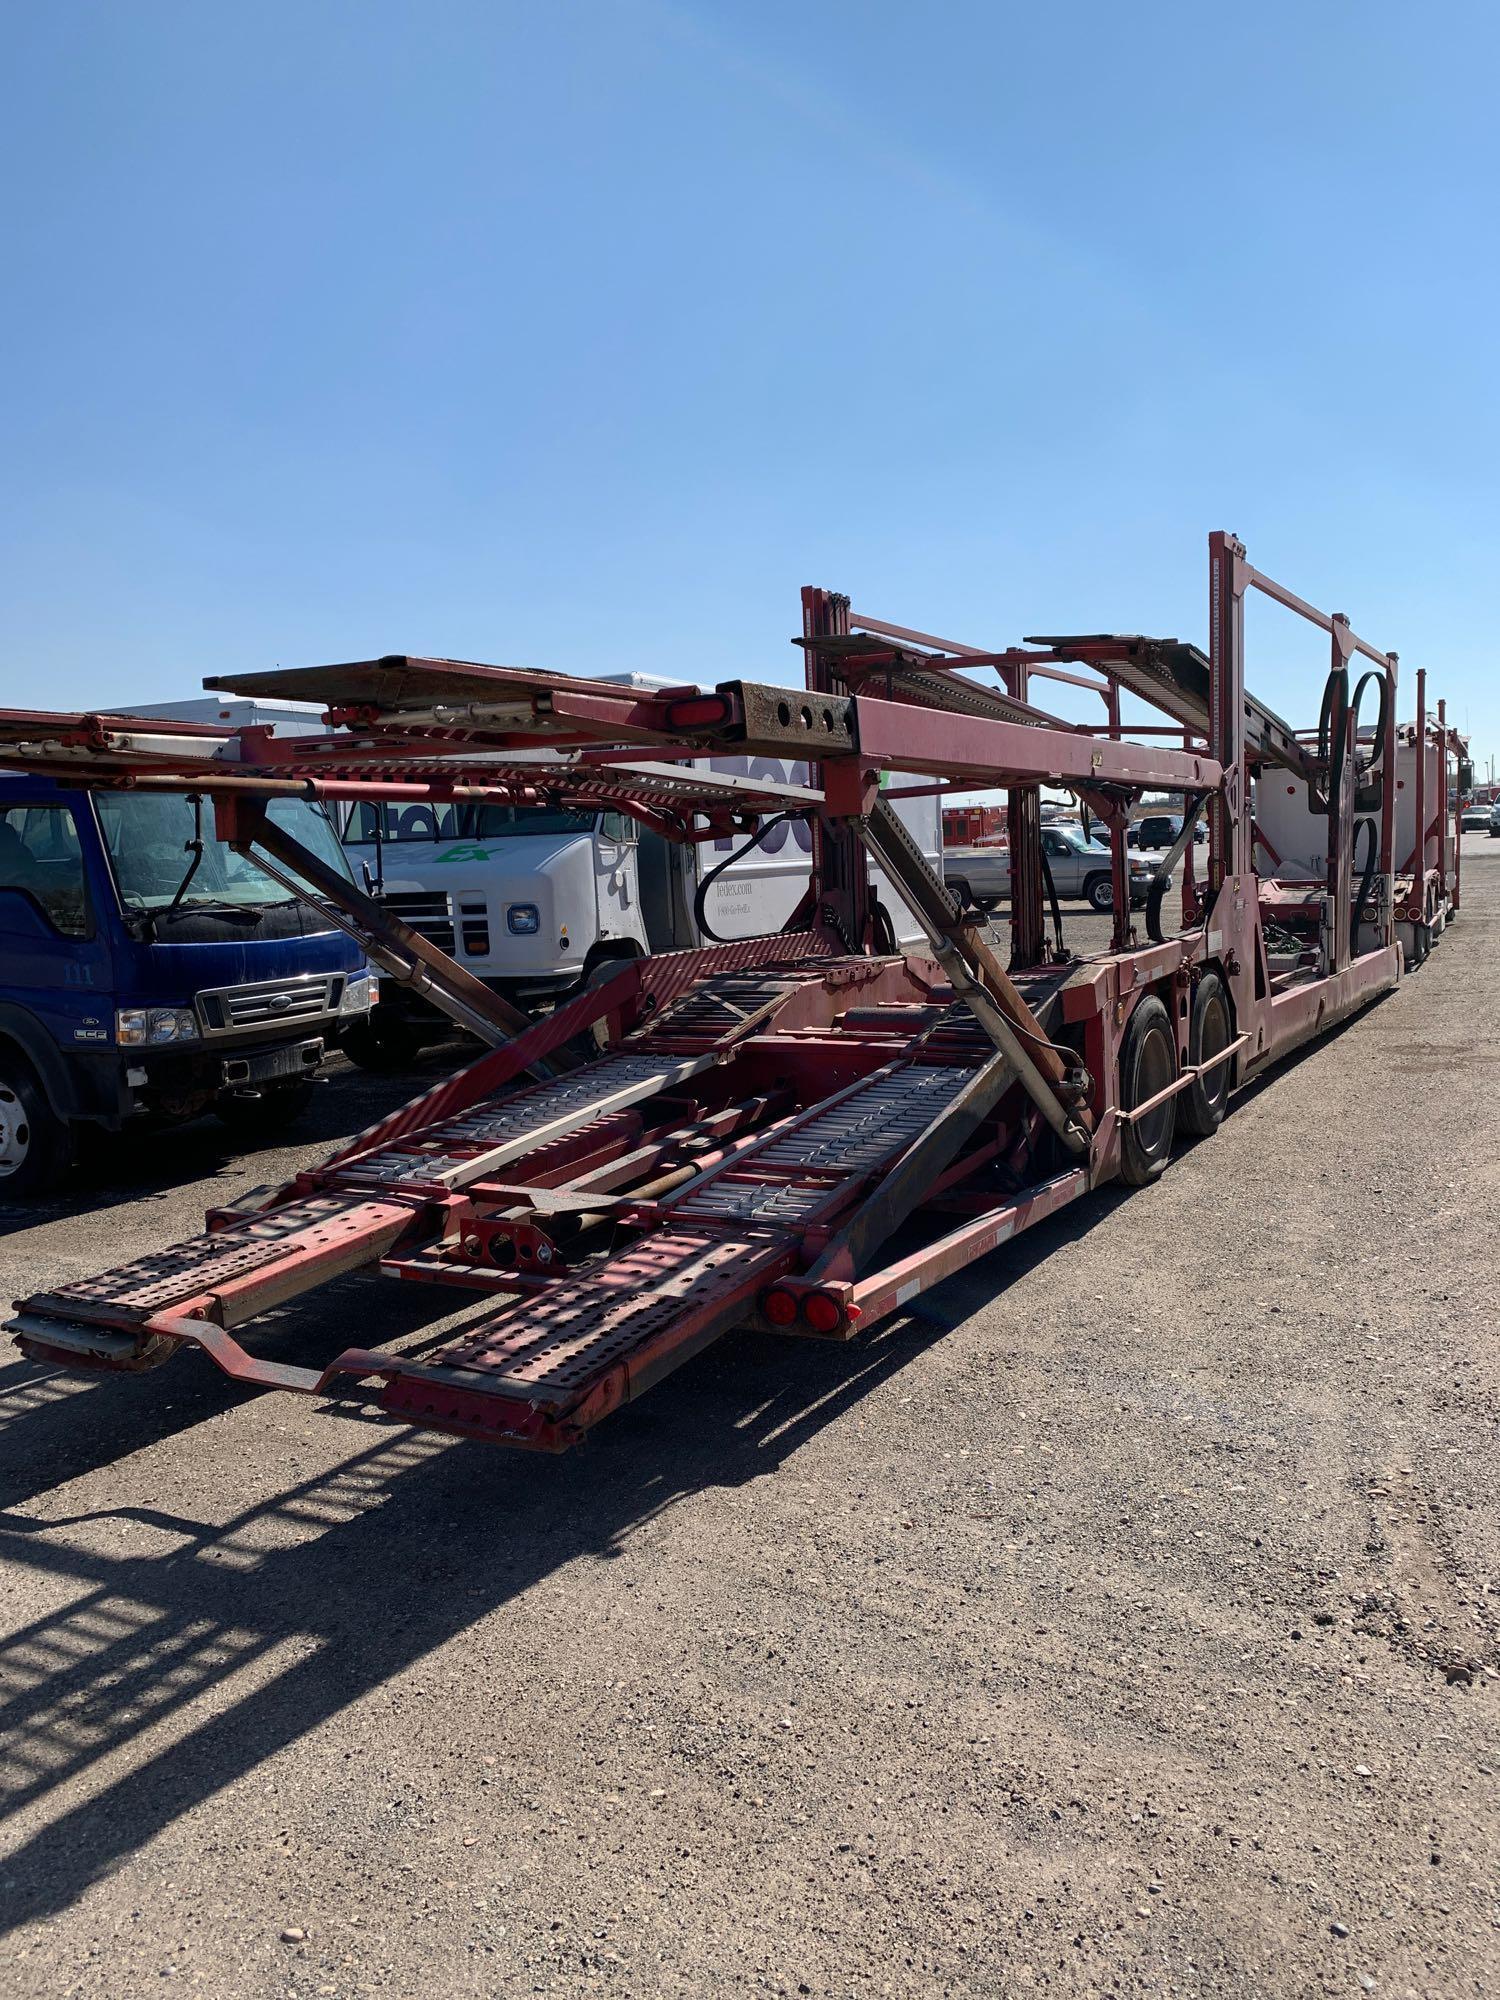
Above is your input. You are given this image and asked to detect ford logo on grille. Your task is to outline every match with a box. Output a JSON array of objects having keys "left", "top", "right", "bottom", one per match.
[{"left": 265, "top": 993, "right": 295, "bottom": 1014}]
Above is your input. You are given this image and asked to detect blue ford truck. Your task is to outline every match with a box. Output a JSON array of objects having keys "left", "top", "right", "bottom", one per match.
[{"left": 0, "top": 775, "right": 373, "bottom": 1195}]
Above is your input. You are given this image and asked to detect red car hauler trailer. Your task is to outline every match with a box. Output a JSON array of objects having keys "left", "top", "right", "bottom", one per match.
[{"left": 0, "top": 535, "right": 1458, "bottom": 1452}]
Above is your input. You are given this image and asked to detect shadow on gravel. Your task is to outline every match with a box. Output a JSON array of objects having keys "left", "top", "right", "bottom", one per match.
[{"left": 0, "top": 1184, "right": 1107, "bottom": 1931}]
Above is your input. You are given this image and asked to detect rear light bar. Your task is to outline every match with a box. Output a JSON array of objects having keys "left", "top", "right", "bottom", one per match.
[{"left": 757, "top": 1282, "right": 862, "bottom": 1336}]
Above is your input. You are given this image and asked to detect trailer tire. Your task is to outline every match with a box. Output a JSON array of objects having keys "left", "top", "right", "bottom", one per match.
[
  {"left": 1117, "top": 995, "right": 1177, "bottom": 1186},
  {"left": 0, "top": 1051, "right": 71, "bottom": 1199},
  {"left": 1085, "top": 873, "right": 1114, "bottom": 913},
  {"left": 1179, "top": 972, "right": 1233, "bottom": 1138}
]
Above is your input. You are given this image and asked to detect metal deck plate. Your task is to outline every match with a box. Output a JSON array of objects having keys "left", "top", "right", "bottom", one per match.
[
  {"left": 24, "top": 1193, "right": 393, "bottom": 1324},
  {"left": 332, "top": 1053, "right": 715, "bottom": 1191}
]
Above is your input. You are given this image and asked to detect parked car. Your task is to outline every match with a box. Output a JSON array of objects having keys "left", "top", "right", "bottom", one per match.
[
  {"left": 1128, "top": 812, "right": 1205, "bottom": 849},
  {"left": 1489, "top": 801, "right": 1500, "bottom": 837},
  {"left": 1460, "top": 802, "right": 1491, "bottom": 831},
  {"left": 947, "top": 824, "right": 1167, "bottom": 913}
]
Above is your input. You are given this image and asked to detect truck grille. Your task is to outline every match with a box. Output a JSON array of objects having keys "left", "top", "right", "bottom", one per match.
[
  {"left": 382, "top": 891, "right": 455, "bottom": 954},
  {"left": 197, "top": 973, "right": 344, "bottom": 1036}
]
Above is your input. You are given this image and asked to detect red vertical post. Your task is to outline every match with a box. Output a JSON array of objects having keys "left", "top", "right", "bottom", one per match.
[
  {"left": 1107, "top": 680, "right": 1130, "bottom": 951},
  {"left": 1180, "top": 723, "right": 1198, "bottom": 922},
  {"left": 1206, "top": 533, "right": 1254, "bottom": 1044},
  {"left": 1407, "top": 668, "right": 1427, "bottom": 924},
  {"left": 1325, "top": 619, "right": 1355, "bottom": 976},
  {"left": 1004, "top": 658, "right": 1045, "bottom": 968},
  {"left": 1378, "top": 653, "right": 1397, "bottom": 949},
  {"left": 1206, "top": 532, "right": 1248, "bottom": 894},
  {"left": 1438, "top": 697, "right": 1454, "bottom": 916},
  {"left": 801, "top": 587, "right": 870, "bottom": 951}
]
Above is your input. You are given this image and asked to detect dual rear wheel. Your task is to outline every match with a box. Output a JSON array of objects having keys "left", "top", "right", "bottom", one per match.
[{"left": 1116, "top": 973, "right": 1232, "bottom": 1187}]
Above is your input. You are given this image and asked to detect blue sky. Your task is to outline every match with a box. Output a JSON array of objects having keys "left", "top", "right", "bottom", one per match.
[{"left": 3, "top": 1, "right": 1496, "bottom": 769}]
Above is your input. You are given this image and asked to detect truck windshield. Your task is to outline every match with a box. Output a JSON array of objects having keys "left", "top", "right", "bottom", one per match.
[
  {"left": 95, "top": 793, "right": 352, "bottom": 910},
  {"left": 462, "top": 803, "right": 595, "bottom": 837},
  {"left": 340, "top": 801, "right": 595, "bottom": 841}
]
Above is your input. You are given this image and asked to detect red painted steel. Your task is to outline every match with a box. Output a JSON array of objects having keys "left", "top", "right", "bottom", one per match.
[{"left": 4, "top": 531, "right": 1456, "bottom": 1457}]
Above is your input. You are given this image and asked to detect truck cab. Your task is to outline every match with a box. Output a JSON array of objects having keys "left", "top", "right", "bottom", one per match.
[{"left": 0, "top": 775, "right": 374, "bottom": 1194}]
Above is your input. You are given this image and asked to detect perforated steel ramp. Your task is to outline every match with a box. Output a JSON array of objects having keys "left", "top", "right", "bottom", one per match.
[
  {"left": 19, "top": 1192, "right": 421, "bottom": 1336},
  {"left": 387, "top": 1056, "right": 982, "bottom": 1437},
  {"left": 329, "top": 1052, "right": 716, "bottom": 1193}
]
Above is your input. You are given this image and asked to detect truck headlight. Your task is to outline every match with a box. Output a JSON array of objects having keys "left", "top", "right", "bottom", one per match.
[
  {"left": 116, "top": 1006, "right": 199, "bottom": 1045},
  {"left": 339, "top": 973, "right": 374, "bottom": 1015},
  {"left": 506, "top": 903, "right": 540, "bottom": 935}
]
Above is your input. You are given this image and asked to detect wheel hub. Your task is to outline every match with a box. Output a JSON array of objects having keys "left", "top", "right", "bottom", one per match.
[{"left": 0, "top": 1086, "right": 31, "bottom": 1176}]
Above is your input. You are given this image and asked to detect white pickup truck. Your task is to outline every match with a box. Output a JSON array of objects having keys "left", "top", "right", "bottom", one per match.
[{"left": 945, "top": 822, "right": 1165, "bottom": 914}]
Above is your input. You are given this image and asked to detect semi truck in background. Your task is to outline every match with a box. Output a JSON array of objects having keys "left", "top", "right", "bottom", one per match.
[
  {"left": 0, "top": 701, "right": 373, "bottom": 1196},
  {"left": 336, "top": 675, "right": 944, "bottom": 1067}
]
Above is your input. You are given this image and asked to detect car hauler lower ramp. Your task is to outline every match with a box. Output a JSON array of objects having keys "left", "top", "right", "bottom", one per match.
[{"left": 11, "top": 947, "right": 1018, "bottom": 1447}]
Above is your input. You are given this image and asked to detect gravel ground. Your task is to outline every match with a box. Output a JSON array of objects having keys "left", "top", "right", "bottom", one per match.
[{"left": 1, "top": 845, "right": 1496, "bottom": 1999}]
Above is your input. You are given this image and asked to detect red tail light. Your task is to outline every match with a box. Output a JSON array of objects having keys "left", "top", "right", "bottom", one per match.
[
  {"left": 760, "top": 1286, "right": 799, "bottom": 1326},
  {"left": 801, "top": 1291, "right": 844, "bottom": 1334}
]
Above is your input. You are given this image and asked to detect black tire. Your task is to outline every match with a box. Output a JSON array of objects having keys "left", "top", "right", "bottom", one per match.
[
  {"left": 215, "top": 1080, "right": 314, "bottom": 1137},
  {"left": 947, "top": 876, "right": 973, "bottom": 910},
  {"left": 973, "top": 892, "right": 1002, "bottom": 914},
  {"left": 1085, "top": 873, "right": 1114, "bottom": 913},
  {"left": 579, "top": 950, "right": 639, "bottom": 1052},
  {"left": 1117, "top": 994, "right": 1177, "bottom": 1186},
  {"left": 0, "top": 1053, "right": 71, "bottom": 1198},
  {"left": 1180, "top": 972, "right": 1233, "bottom": 1138},
  {"left": 341, "top": 1013, "right": 424, "bottom": 1071}
]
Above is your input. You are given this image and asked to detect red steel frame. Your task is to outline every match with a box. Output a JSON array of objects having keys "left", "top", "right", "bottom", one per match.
[{"left": 0, "top": 534, "right": 1437, "bottom": 1452}]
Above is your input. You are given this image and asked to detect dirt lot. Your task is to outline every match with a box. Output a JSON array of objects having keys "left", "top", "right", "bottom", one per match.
[{"left": 1, "top": 847, "right": 1497, "bottom": 1998}]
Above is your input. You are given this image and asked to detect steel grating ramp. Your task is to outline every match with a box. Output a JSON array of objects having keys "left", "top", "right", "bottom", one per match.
[
  {"left": 404, "top": 1058, "right": 979, "bottom": 1414},
  {"left": 329, "top": 1052, "right": 717, "bottom": 1192},
  {"left": 16, "top": 1192, "right": 420, "bottom": 1337},
  {"left": 627, "top": 964, "right": 834, "bottom": 1053}
]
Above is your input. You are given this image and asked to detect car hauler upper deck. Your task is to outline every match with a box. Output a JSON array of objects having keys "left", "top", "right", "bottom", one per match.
[{"left": 0, "top": 534, "right": 1447, "bottom": 1452}]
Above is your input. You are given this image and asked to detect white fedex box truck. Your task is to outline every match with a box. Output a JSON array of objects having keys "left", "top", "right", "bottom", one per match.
[{"left": 336, "top": 675, "right": 942, "bottom": 1064}]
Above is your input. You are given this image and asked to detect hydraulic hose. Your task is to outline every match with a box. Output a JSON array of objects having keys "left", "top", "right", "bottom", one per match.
[
  {"left": 693, "top": 812, "right": 802, "bottom": 944},
  {"left": 1318, "top": 665, "right": 1351, "bottom": 820},
  {"left": 1039, "top": 845, "right": 1064, "bottom": 957},
  {"left": 1349, "top": 669, "right": 1390, "bottom": 813},
  {"left": 1350, "top": 816, "right": 1378, "bottom": 954}
]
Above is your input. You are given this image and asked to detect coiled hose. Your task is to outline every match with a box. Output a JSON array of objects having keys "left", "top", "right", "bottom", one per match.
[
  {"left": 1348, "top": 668, "right": 1390, "bottom": 812},
  {"left": 1350, "top": 817, "right": 1378, "bottom": 953},
  {"left": 693, "top": 812, "right": 804, "bottom": 944}
]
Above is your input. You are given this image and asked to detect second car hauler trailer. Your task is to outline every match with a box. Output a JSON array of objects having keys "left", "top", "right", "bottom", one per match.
[
  {"left": 334, "top": 671, "right": 942, "bottom": 1066},
  {"left": 0, "top": 536, "right": 1461, "bottom": 1453}
]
